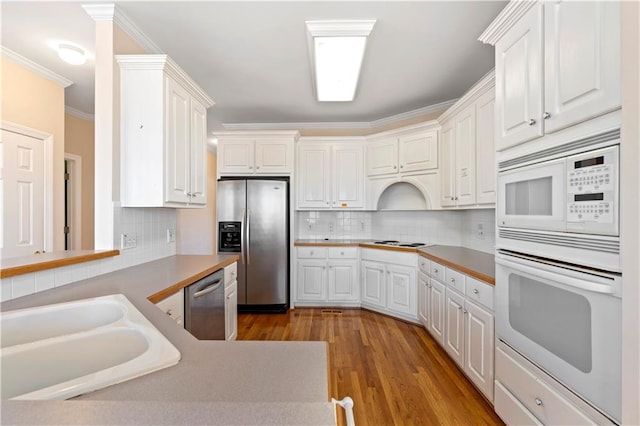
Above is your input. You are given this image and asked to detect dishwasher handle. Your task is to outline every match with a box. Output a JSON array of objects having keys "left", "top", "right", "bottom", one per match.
[{"left": 193, "top": 280, "right": 223, "bottom": 298}]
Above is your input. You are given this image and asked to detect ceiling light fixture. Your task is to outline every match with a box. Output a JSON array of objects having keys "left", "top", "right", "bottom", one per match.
[
  {"left": 57, "top": 44, "right": 86, "bottom": 65},
  {"left": 306, "top": 20, "right": 376, "bottom": 102}
]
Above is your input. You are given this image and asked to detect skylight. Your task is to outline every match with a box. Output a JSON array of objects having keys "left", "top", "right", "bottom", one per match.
[{"left": 306, "top": 20, "right": 376, "bottom": 102}]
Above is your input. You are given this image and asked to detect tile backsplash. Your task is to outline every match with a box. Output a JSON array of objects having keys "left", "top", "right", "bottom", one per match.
[{"left": 296, "top": 209, "right": 495, "bottom": 254}]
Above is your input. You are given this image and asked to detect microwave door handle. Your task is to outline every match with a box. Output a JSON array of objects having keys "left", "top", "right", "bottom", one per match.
[{"left": 497, "top": 257, "right": 616, "bottom": 295}]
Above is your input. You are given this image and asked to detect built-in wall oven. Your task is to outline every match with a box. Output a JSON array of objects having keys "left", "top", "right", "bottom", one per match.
[
  {"left": 495, "top": 250, "right": 622, "bottom": 423},
  {"left": 497, "top": 129, "right": 620, "bottom": 272}
]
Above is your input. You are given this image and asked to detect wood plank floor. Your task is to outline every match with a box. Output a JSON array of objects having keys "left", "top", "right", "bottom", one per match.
[{"left": 238, "top": 308, "right": 504, "bottom": 425}]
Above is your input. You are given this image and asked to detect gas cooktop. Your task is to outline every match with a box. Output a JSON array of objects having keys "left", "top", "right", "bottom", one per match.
[{"left": 372, "top": 240, "right": 431, "bottom": 248}]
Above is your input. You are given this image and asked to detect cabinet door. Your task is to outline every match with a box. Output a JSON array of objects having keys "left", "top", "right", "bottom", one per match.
[
  {"left": 439, "top": 121, "right": 456, "bottom": 207},
  {"left": 225, "top": 281, "right": 238, "bottom": 341},
  {"left": 455, "top": 103, "right": 477, "bottom": 206},
  {"left": 417, "top": 271, "right": 430, "bottom": 329},
  {"left": 465, "top": 299, "right": 494, "bottom": 401},
  {"left": 475, "top": 90, "right": 496, "bottom": 205},
  {"left": 360, "top": 260, "right": 386, "bottom": 308},
  {"left": 333, "top": 144, "right": 364, "bottom": 208},
  {"left": 296, "top": 260, "right": 327, "bottom": 302},
  {"left": 398, "top": 130, "right": 438, "bottom": 173},
  {"left": 444, "top": 288, "right": 465, "bottom": 368},
  {"left": 386, "top": 264, "right": 417, "bottom": 317},
  {"left": 328, "top": 260, "right": 359, "bottom": 302},
  {"left": 428, "top": 279, "right": 446, "bottom": 346},
  {"left": 218, "top": 138, "right": 255, "bottom": 174},
  {"left": 544, "top": 1, "right": 620, "bottom": 134},
  {"left": 255, "top": 139, "right": 292, "bottom": 174},
  {"left": 495, "top": 4, "right": 544, "bottom": 151},
  {"left": 297, "top": 145, "right": 331, "bottom": 209},
  {"left": 367, "top": 138, "right": 398, "bottom": 176},
  {"left": 189, "top": 98, "right": 207, "bottom": 205},
  {"left": 165, "top": 77, "right": 191, "bottom": 204}
]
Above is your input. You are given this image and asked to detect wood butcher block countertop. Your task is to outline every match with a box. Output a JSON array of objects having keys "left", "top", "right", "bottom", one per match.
[
  {"left": 295, "top": 240, "right": 495, "bottom": 284},
  {"left": 0, "top": 254, "right": 334, "bottom": 425}
]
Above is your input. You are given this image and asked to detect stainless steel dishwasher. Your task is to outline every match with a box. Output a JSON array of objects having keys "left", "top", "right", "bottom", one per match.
[{"left": 184, "top": 269, "right": 225, "bottom": 340}]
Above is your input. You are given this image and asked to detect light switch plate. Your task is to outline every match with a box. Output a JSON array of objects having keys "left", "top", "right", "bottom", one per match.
[
  {"left": 166, "top": 227, "right": 176, "bottom": 243},
  {"left": 121, "top": 233, "right": 137, "bottom": 250}
]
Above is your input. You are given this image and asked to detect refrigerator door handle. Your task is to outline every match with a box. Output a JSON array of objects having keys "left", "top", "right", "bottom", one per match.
[
  {"left": 246, "top": 209, "right": 251, "bottom": 265},
  {"left": 240, "top": 208, "right": 246, "bottom": 265}
]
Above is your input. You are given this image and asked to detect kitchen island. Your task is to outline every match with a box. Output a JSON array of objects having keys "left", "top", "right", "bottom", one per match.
[{"left": 0, "top": 255, "right": 334, "bottom": 425}]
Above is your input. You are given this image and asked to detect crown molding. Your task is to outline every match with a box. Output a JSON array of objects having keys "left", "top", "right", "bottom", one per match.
[
  {"left": 478, "top": 0, "right": 538, "bottom": 45},
  {"left": 221, "top": 99, "right": 456, "bottom": 131},
  {"left": 438, "top": 69, "right": 495, "bottom": 123},
  {"left": 1, "top": 46, "right": 73, "bottom": 88},
  {"left": 82, "top": 4, "right": 163, "bottom": 54},
  {"left": 65, "top": 106, "right": 95, "bottom": 121}
]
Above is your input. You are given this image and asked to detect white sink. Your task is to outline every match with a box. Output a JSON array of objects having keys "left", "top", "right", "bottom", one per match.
[{"left": 0, "top": 294, "right": 180, "bottom": 400}]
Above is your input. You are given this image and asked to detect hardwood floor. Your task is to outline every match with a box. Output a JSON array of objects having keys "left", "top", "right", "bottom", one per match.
[{"left": 238, "top": 308, "right": 503, "bottom": 425}]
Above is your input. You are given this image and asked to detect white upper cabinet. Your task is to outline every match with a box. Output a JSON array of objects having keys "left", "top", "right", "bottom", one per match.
[
  {"left": 437, "top": 71, "right": 495, "bottom": 208},
  {"left": 297, "top": 138, "right": 365, "bottom": 210},
  {"left": 216, "top": 132, "right": 298, "bottom": 176},
  {"left": 118, "top": 55, "right": 215, "bottom": 208},
  {"left": 481, "top": 0, "right": 620, "bottom": 151},
  {"left": 367, "top": 124, "right": 438, "bottom": 177}
]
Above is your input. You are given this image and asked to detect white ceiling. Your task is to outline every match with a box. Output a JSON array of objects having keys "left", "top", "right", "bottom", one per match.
[{"left": 1, "top": 1, "right": 507, "bottom": 132}]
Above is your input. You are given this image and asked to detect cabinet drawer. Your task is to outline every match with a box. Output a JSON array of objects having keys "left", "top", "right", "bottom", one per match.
[
  {"left": 418, "top": 256, "right": 430, "bottom": 275},
  {"left": 495, "top": 380, "right": 543, "bottom": 426},
  {"left": 224, "top": 262, "right": 237, "bottom": 286},
  {"left": 496, "top": 346, "right": 595, "bottom": 425},
  {"left": 430, "top": 261, "right": 446, "bottom": 282},
  {"left": 465, "top": 276, "right": 494, "bottom": 311},
  {"left": 297, "top": 247, "right": 327, "bottom": 259},
  {"left": 445, "top": 268, "right": 466, "bottom": 294},
  {"left": 328, "top": 247, "right": 358, "bottom": 259}
]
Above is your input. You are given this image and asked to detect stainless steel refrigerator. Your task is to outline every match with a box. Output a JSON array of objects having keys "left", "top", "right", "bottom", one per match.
[{"left": 217, "top": 178, "right": 289, "bottom": 312}]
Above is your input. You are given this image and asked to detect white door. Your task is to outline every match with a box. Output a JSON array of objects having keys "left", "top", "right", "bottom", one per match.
[
  {"left": 328, "top": 260, "right": 359, "bottom": 302},
  {"left": 428, "top": 279, "right": 446, "bottom": 345},
  {"left": 444, "top": 288, "right": 465, "bottom": 368},
  {"left": 190, "top": 98, "right": 207, "bottom": 205},
  {"left": 417, "top": 271, "right": 430, "bottom": 328},
  {"left": 543, "top": 0, "right": 620, "bottom": 134},
  {"left": 2, "top": 129, "right": 45, "bottom": 258},
  {"left": 386, "top": 263, "right": 417, "bottom": 317},
  {"left": 495, "top": 3, "right": 544, "bottom": 150},
  {"left": 455, "top": 103, "right": 477, "bottom": 206},
  {"left": 165, "top": 78, "right": 191, "bottom": 204},
  {"left": 398, "top": 130, "right": 438, "bottom": 173},
  {"left": 439, "top": 121, "right": 456, "bottom": 207},
  {"left": 296, "top": 260, "right": 327, "bottom": 302},
  {"left": 255, "top": 139, "right": 292, "bottom": 174},
  {"left": 465, "top": 299, "right": 494, "bottom": 401},
  {"left": 367, "top": 138, "right": 398, "bottom": 176},
  {"left": 333, "top": 145, "right": 364, "bottom": 209},
  {"left": 360, "top": 260, "right": 386, "bottom": 308},
  {"left": 218, "top": 139, "right": 254, "bottom": 174},
  {"left": 297, "top": 145, "right": 331, "bottom": 209},
  {"left": 476, "top": 90, "right": 496, "bottom": 205}
]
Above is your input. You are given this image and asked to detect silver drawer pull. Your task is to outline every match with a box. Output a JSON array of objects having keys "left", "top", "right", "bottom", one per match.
[
  {"left": 434, "top": 268, "right": 439, "bottom": 273},
  {"left": 528, "top": 118, "right": 536, "bottom": 126},
  {"left": 310, "top": 251, "right": 314, "bottom": 255},
  {"left": 535, "top": 398, "right": 543, "bottom": 406},
  {"left": 473, "top": 289, "right": 479, "bottom": 294},
  {"left": 166, "top": 309, "right": 173, "bottom": 316},
  {"left": 450, "top": 277, "right": 455, "bottom": 283},
  {"left": 341, "top": 251, "right": 344, "bottom": 255}
]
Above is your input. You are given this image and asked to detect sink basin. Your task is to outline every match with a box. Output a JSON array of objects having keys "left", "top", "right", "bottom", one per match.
[{"left": 0, "top": 294, "right": 180, "bottom": 400}]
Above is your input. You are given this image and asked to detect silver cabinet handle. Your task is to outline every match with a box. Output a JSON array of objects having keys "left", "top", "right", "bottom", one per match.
[
  {"left": 326, "top": 201, "right": 330, "bottom": 205},
  {"left": 256, "top": 166, "right": 260, "bottom": 170},
  {"left": 543, "top": 112, "right": 551, "bottom": 119},
  {"left": 400, "top": 165, "right": 404, "bottom": 168},
  {"left": 473, "top": 288, "right": 479, "bottom": 294},
  {"left": 535, "top": 398, "right": 543, "bottom": 406},
  {"left": 434, "top": 268, "right": 439, "bottom": 273},
  {"left": 463, "top": 309, "right": 468, "bottom": 314},
  {"left": 227, "top": 295, "right": 231, "bottom": 300},
  {"left": 457, "top": 306, "right": 462, "bottom": 311},
  {"left": 451, "top": 277, "right": 456, "bottom": 283},
  {"left": 340, "top": 251, "right": 344, "bottom": 255},
  {"left": 310, "top": 251, "right": 314, "bottom": 256},
  {"left": 249, "top": 166, "right": 253, "bottom": 169},
  {"left": 194, "top": 280, "right": 222, "bottom": 298},
  {"left": 528, "top": 118, "right": 536, "bottom": 126},
  {"left": 166, "top": 309, "right": 173, "bottom": 316},
  {"left": 393, "top": 165, "right": 397, "bottom": 169}
]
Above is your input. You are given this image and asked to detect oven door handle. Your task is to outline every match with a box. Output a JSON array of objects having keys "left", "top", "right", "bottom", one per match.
[{"left": 496, "top": 256, "right": 617, "bottom": 295}]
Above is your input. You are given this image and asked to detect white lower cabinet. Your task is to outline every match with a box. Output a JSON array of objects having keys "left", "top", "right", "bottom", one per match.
[
  {"left": 224, "top": 262, "right": 238, "bottom": 341},
  {"left": 155, "top": 289, "right": 184, "bottom": 325},
  {"left": 417, "top": 271, "right": 429, "bottom": 328},
  {"left": 427, "top": 279, "right": 446, "bottom": 346},
  {"left": 444, "top": 288, "right": 466, "bottom": 368},
  {"left": 295, "top": 247, "right": 359, "bottom": 306},
  {"left": 464, "top": 298, "right": 494, "bottom": 401},
  {"left": 360, "top": 260, "right": 386, "bottom": 308}
]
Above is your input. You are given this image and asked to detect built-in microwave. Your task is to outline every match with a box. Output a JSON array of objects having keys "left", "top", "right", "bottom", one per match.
[{"left": 496, "top": 129, "right": 620, "bottom": 271}]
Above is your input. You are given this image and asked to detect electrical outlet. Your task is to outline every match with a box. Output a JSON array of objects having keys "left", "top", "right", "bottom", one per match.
[
  {"left": 360, "top": 221, "right": 366, "bottom": 231},
  {"left": 167, "top": 227, "right": 176, "bottom": 243},
  {"left": 328, "top": 222, "right": 334, "bottom": 233},
  {"left": 477, "top": 224, "right": 484, "bottom": 240},
  {"left": 121, "top": 233, "right": 137, "bottom": 250}
]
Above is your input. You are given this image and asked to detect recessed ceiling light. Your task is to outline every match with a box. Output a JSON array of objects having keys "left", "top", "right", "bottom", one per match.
[
  {"left": 57, "top": 44, "right": 86, "bottom": 65},
  {"left": 306, "top": 20, "right": 376, "bottom": 102}
]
